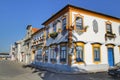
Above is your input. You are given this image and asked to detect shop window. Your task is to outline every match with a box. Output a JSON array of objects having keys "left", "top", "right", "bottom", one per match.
[
  {"left": 60, "top": 46, "right": 67, "bottom": 63},
  {"left": 76, "top": 46, "right": 83, "bottom": 62}
]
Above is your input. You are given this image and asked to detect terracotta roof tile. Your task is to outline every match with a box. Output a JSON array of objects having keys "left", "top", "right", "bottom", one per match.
[{"left": 32, "top": 28, "right": 39, "bottom": 33}]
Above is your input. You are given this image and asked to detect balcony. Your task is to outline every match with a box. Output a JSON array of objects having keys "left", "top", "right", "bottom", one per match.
[
  {"left": 105, "top": 32, "right": 116, "bottom": 41},
  {"left": 32, "top": 38, "right": 44, "bottom": 46}
]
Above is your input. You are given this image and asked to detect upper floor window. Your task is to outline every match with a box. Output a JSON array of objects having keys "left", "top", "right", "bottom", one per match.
[
  {"left": 76, "top": 17, "right": 83, "bottom": 30},
  {"left": 46, "top": 28, "right": 49, "bottom": 38},
  {"left": 93, "top": 19, "right": 98, "bottom": 33},
  {"left": 119, "top": 25, "right": 120, "bottom": 35},
  {"left": 53, "top": 23, "right": 56, "bottom": 32},
  {"left": 47, "top": 26, "right": 49, "bottom": 34},
  {"left": 76, "top": 46, "right": 83, "bottom": 62},
  {"left": 62, "top": 18, "right": 66, "bottom": 30},
  {"left": 106, "top": 23, "right": 112, "bottom": 34}
]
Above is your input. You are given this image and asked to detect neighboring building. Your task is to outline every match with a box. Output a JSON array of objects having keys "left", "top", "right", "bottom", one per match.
[
  {"left": 31, "top": 28, "right": 46, "bottom": 63},
  {"left": 14, "top": 40, "right": 23, "bottom": 62},
  {"left": 0, "top": 53, "right": 10, "bottom": 60},
  {"left": 22, "top": 25, "right": 38, "bottom": 63},
  {"left": 33, "top": 4, "right": 120, "bottom": 72},
  {"left": 10, "top": 25, "right": 38, "bottom": 64},
  {"left": 10, "top": 45, "right": 16, "bottom": 60}
]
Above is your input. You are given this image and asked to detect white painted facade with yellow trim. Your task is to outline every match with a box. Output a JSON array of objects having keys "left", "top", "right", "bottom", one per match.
[{"left": 33, "top": 4, "right": 120, "bottom": 72}]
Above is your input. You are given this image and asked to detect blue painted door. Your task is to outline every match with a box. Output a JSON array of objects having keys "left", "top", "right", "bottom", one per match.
[{"left": 108, "top": 48, "right": 114, "bottom": 67}]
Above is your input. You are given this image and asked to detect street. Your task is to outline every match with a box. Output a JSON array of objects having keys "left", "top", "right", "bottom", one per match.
[
  {"left": 0, "top": 60, "right": 120, "bottom": 80},
  {"left": 0, "top": 60, "right": 40, "bottom": 80}
]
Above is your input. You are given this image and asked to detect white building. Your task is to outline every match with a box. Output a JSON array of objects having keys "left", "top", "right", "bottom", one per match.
[
  {"left": 31, "top": 28, "right": 46, "bottom": 63},
  {"left": 33, "top": 4, "right": 120, "bottom": 72},
  {"left": 10, "top": 25, "right": 38, "bottom": 64},
  {"left": 23, "top": 25, "right": 38, "bottom": 64},
  {"left": 14, "top": 40, "right": 23, "bottom": 62},
  {"left": 10, "top": 44, "right": 16, "bottom": 60}
]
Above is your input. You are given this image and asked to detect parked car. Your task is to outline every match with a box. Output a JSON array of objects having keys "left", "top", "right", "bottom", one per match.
[{"left": 108, "top": 62, "right": 120, "bottom": 77}]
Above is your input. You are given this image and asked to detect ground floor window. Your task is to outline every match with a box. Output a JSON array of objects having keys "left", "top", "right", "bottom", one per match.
[
  {"left": 93, "top": 47, "right": 100, "bottom": 61},
  {"left": 76, "top": 46, "right": 83, "bottom": 62},
  {"left": 36, "top": 49, "right": 42, "bottom": 61},
  {"left": 50, "top": 48, "right": 57, "bottom": 63},
  {"left": 92, "top": 43, "right": 101, "bottom": 63},
  {"left": 60, "top": 46, "right": 67, "bottom": 63},
  {"left": 45, "top": 49, "right": 48, "bottom": 62}
]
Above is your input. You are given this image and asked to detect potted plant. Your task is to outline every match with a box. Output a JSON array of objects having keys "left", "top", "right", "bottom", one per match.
[
  {"left": 58, "top": 28, "right": 62, "bottom": 33},
  {"left": 50, "top": 32, "right": 58, "bottom": 39}
]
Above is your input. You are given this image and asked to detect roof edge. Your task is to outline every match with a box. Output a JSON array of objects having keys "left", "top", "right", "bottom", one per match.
[{"left": 42, "top": 4, "right": 120, "bottom": 25}]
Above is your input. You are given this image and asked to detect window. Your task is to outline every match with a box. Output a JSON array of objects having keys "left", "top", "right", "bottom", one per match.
[
  {"left": 47, "top": 28, "right": 49, "bottom": 35},
  {"left": 106, "top": 24, "right": 112, "bottom": 34},
  {"left": 45, "top": 49, "right": 48, "bottom": 62},
  {"left": 60, "top": 46, "right": 67, "bottom": 63},
  {"left": 92, "top": 43, "right": 101, "bottom": 63},
  {"left": 93, "top": 47, "right": 100, "bottom": 61},
  {"left": 53, "top": 23, "right": 56, "bottom": 32},
  {"left": 93, "top": 19, "right": 98, "bottom": 33},
  {"left": 62, "top": 18, "right": 66, "bottom": 30},
  {"left": 36, "top": 50, "right": 42, "bottom": 61},
  {"left": 76, "top": 17, "right": 83, "bottom": 30},
  {"left": 119, "top": 25, "right": 120, "bottom": 35},
  {"left": 46, "top": 28, "right": 49, "bottom": 38},
  {"left": 76, "top": 46, "right": 83, "bottom": 62},
  {"left": 50, "top": 48, "right": 56, "bottom": 62}
]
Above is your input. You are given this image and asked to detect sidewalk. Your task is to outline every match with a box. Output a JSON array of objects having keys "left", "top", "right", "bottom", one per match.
[{"left": 25, "top": 62, "right": 91, "bottom": 75}]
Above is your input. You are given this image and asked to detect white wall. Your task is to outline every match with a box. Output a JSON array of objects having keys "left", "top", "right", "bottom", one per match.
[
  {"left": 71, "top": 11, "right": 120, "bottom": 71},
  {"left": 72, "top": 12, "right": 120, "bottom": 44}
]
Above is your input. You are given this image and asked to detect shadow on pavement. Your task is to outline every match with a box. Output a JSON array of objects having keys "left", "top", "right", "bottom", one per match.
[{"left": 22, "top": 64, "right": 120, "bottom": 80}]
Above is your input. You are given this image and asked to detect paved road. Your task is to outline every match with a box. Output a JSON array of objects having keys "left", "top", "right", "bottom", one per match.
[
  {"left": 0, "top": 60, "right": 119, "bottom": 80},
  {"left": 0, "top": 60, "right": 41, "bottom": 80},
  {"left": 41, "top": 71, "right": 120, "bottom": 80}
]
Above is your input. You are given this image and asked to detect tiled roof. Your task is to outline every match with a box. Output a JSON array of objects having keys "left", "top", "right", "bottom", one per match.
[{"left": 32, "top": 28, "right": 39, "bottom": 33}]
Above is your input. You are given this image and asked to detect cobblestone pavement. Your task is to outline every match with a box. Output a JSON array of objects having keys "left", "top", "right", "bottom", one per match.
[{"left": 0, "top": 60, "right": 120, "bottom": 80}]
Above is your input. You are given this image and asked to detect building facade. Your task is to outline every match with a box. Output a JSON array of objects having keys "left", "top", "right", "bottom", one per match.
[
  {"left": 23, "top": 25, "right": 39, "bottom": 64},
  {"left": 31, "top": 28, "right": 46, "bottom": 63},
  {"left": 10, "top": 25, "right": 38, "bottom": 64},
  {"left": 10, "top": 44, "right": 16, "bottom": 61},
  {"left": 33, "top": 4, "right": 120, "bottom": 72}
]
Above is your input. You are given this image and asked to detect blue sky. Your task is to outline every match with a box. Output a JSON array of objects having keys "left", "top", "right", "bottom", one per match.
[{"left": 0, "top": 0, "right": 120, "bottom": 52}]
